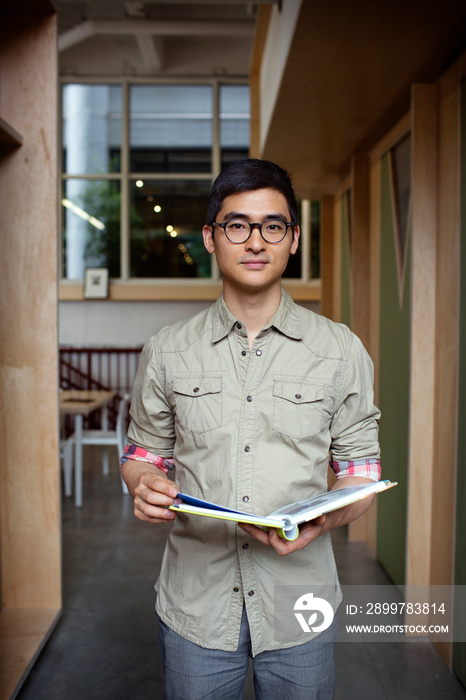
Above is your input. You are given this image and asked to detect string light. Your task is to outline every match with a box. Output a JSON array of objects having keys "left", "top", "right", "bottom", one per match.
[{"left": 61, "top": 198, "right": 105, "bottom": 230}]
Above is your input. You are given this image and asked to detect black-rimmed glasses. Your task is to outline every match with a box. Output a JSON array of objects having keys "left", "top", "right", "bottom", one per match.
[{"left": 211, "top": 218, "right": 294, "bottom": 244}]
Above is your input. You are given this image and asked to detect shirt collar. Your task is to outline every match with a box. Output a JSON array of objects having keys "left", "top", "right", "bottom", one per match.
[{"left": 211, "top": 288, "right": 303, "bottom": 343}]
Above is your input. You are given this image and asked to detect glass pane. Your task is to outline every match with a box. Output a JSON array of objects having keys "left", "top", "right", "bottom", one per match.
[
  {"left": 130, "top": 85, "right": 213, "bottom": 173},
  {"left": 130, "top": 179, "right": 211, "bottom": 278},
  {"left": 310, "top": 200, "right": 321, "bottom": 279},
  {"left": 62, "top": 179, "right": 121, "bottom": 279},
  {"left": 283, "top": 207, "right": 301, "bottom": 279},
  {"left": 220, "top": 84, "right": 250, "bottom": 169},
  {"left": 62, "top": 84, "right": 122, "bottom": 175},
  {"left": 283, "top": 246, "right": 302, "bottom": 278}
]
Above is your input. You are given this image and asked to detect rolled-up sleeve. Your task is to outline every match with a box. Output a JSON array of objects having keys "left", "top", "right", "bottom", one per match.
[
  {"left": 127, "top": 336, "right": 175, "bottom": 458},
  {"left": 329, "top": 333, "right": 380, "bottom": 463}
]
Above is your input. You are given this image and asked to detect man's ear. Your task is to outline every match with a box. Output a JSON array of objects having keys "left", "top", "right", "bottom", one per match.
[
  {"left": 203, "top": 224, "right": 215, "bottom": 254},
  {"left": 290, "top": 226, "right": 300, "bottom": 255}
]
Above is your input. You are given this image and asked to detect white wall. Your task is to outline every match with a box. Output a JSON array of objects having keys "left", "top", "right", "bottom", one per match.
[
  {"left": 58, "top": 299, "right": 320, "bottom": 347},
  {"left": 260, "top": 0, "right": 302, "bottom": 153},
  {"left": 59, "top": 300, "right": 211, "bottom": 347}
]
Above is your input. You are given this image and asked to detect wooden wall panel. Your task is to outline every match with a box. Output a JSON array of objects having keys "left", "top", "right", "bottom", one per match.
[
  {"left": 431, "top": 61, "right": 461, "bottom": 667},
  {"left": 406, "top": 84, "right": 438, "bottom": 587},
  {"left": 347, "top": 154, "right": 377, "bottom": 544},
  {"left": 0, "top": 12, "right": 60, "bottom": 610},
  {"left": 453, "top": 64, "right": 466, "bottom": 686},
  {"left": 0, "top": 3, "right": 61, "bottom": 700},
  {"left": 0, "top": 10, "right": 61, "bottom": 697}
]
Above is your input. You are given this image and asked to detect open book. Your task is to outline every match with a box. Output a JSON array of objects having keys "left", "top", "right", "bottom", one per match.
[{"left": 169, "top": 480, "right": 397, "bottom": 541}]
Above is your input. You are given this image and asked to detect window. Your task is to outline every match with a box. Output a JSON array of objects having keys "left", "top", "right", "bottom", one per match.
[
  {"left": 61, "top": 84, "right": 123, "bottom": 279},
  {"left": 60, "top": 81, "right": 320, "bottom": 289}
]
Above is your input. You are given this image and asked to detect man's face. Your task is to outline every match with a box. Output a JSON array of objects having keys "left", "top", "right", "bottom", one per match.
[{"left": 202, "top": 188, "right": 300, "bottom": 294}]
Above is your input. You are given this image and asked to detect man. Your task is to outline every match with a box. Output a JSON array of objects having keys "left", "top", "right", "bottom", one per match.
[{"left": 121, "top": 159, "right": 380, "bottom": 700}]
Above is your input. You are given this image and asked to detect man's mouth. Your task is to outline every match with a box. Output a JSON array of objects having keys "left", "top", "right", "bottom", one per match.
[{"left": 240, "top": 258, "right": 270, "bottom": 269}]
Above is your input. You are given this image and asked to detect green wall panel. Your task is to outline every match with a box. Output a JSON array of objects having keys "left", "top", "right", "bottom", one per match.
[{"left": 376, "top": 154, "right": 410, "bottom": 585}]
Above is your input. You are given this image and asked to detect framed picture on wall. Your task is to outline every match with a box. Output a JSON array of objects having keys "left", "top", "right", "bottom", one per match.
[{"left": 84, "top": 267, "right": 109, "bottom": 299}]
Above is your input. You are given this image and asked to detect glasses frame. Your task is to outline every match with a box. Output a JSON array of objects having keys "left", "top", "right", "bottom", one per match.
[{"left": 211, "top": 218, "right": 295, "bottom": 244}]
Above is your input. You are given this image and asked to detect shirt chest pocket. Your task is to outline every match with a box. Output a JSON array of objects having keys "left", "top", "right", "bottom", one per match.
[
  {"left": 273, "top": 379, "right": 326, "bottom": 440},
  {"left": 173, "top": 375, "right": 223, "bottom": 433}
]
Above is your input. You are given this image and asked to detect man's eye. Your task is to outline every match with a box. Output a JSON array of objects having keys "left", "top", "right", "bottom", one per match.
[
  {"left": 265, "top": 221, "right": 285, "bottom": 232},
  {"left": 228, "top": 221, "right": 247, "bottom": 230}
]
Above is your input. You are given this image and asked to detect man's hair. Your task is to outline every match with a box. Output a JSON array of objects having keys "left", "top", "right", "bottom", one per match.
[{"left": 207, "top": 158, "right": 298, "bottom": 225}]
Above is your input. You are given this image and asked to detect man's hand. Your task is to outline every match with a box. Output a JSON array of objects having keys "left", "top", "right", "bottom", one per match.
[
  {"left": 239, "top": 515, "right": 331, "bottom": 555},
  {"left": 238, "top": 476, "right": 376, "bottom": 555},
  {"left": 121, "top": 459, "right": 179, "bottom": 524}
]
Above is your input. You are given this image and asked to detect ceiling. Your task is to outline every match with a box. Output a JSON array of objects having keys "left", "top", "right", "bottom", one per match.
[
  {"left": 37, "top": 0, "right": 466, "bottom": 194},
  {"left": 260, "top": 0, "right": 466, "bottom": 196},
  {"left": 54, "top": 1, "right": 270, "bottom": 77}
]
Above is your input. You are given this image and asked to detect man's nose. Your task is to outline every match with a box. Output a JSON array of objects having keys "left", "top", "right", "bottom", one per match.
[{"left": 246, "top": 224, "right": 265, "bottom": 250}]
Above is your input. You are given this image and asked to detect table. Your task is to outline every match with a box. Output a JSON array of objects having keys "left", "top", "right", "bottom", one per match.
[{"left": 60, "top": 390, "right": 115, "bottom": 507}]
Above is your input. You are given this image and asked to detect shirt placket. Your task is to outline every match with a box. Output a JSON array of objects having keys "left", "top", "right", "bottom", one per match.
[{"left": 232, "top": 322, "right": 269, "bottom": 655}]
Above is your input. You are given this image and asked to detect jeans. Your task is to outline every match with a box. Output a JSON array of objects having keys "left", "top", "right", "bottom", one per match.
[{"left": 158, "top": 607, "right": 337, "bottom": 700}]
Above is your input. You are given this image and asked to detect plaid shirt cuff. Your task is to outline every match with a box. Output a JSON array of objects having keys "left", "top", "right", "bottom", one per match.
[
  {"left": 331, "top": 458, "right": 381, "bottom": 481},
  {"left": 120, "top": 444, "right": 175, "bottom": 474}
]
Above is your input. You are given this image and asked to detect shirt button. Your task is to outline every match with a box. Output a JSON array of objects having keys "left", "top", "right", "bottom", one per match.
[
  {"left": 248, "top": 590, "right": 255, "bottom": 597},
  {"left": 244, "top": 445, "right": 251, "bottom": 453},
  {"left": 193, "top": 387, "right": 200, "bottom": 393},
  {"left": 241, "top": 350, "right": 247, "bottom": 356},
  {"left": 295, "top": 393, "right": 302, "bottom": 400},
  {"left": 246, "top": 395, "right": 253, "bottom": 402},
  {"left": 256, "top": 350, "right": 262, "bottom": 356},
  {"left": 242, "top": 543, "right": 249, "bottom": 550},
  {"left": 236, "top": 322, "right": 242, "bottom": 330},
  {"left": 242, "top": 495, "right": 249, "bottom": 502},
  {"left": 233, "top": 587, "right": 239, "bottom": 592}
]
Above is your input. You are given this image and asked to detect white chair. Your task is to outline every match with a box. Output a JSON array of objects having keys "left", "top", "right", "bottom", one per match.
[
  {"left": 60, "top": 435, "right": 74, "bottom": 497},
  {"left": 65, "top": 394, "right": 130, "bottom": 501}
]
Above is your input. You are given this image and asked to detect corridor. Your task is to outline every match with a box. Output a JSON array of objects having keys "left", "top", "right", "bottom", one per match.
[{"left": 16, "top": 448, "right": 466, "bottom": 700}]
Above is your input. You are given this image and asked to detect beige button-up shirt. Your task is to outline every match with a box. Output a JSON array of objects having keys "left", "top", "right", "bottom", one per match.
[{"left": 127, "top": 290, "right": 380, "bottom": 655}]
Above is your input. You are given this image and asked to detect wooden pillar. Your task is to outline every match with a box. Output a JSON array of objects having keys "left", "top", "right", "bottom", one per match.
[
  {"left": 320, "top": 194, "right": 336, "bottom": 320},
  {"left": 347, "top": 154, "right": 377, "bottom": 544},
  {"left": 0, "top": 7, "right": 61, "bottom": 697},
  {"left": 431, "top": 63, "right": 461, "bottom": 667},
  {"left": 406, "top": 84, "right": 438, "bottom": 587}
]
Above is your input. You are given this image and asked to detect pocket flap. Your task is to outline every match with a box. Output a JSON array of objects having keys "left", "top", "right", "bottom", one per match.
[
  {"left": 273, "top": 381, "right": 324, "bottom": 404},
  {"left": 173, "top": 376, "right": 222, "bottom": 398}
]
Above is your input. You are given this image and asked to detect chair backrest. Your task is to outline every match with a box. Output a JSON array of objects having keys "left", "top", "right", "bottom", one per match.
[{"left": 116, "top": 394, "right": 131, "bottom": 456}]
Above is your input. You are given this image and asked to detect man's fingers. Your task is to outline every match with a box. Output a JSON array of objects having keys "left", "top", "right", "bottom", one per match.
[
  {"left": 132, "top": 471, "right": 179, "bottom": 523},
  {"left": 139, "top": 471, "right": 179, "bottom": 497},
  {"left": 134, "top": 494, "right": 177, "bottom": 522},
  {"left": 238, "top": 523, "right": 271, "bottom": 545},
  {"left": 239, "top": 516, "right": 329, "bottom": 556}
]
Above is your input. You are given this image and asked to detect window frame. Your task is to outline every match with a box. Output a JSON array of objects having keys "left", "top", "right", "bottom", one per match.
[{"left": 58, "top": 77, "right": 320, "bottom": 302}]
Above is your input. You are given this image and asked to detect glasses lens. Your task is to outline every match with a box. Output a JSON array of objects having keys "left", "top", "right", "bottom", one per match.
[
  {"left": 261, "top": 219, "right": 287, "bottom": 242},
  {"left": 223, "top": 218, "right": 289, "bottom": 243},
  {"left": 224, "top": 219, "right": 250, "bottom": 243}
]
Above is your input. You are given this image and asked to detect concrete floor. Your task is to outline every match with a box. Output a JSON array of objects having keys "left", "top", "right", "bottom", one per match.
[{"left": 15, "top": 447, "right": 466, "bottom": 700}]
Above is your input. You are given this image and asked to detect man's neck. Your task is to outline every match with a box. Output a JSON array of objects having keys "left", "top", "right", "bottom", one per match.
[{"left": 223, "top": 283, "right": 282, "bottom": 349}]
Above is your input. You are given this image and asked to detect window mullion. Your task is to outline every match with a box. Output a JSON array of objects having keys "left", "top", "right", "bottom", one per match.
[
  {"left": 300, "top": 199, "right": 311, "bottom": 281},
  {"left": 121, "top": 81, "right": 130, "bottom": 280}
]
